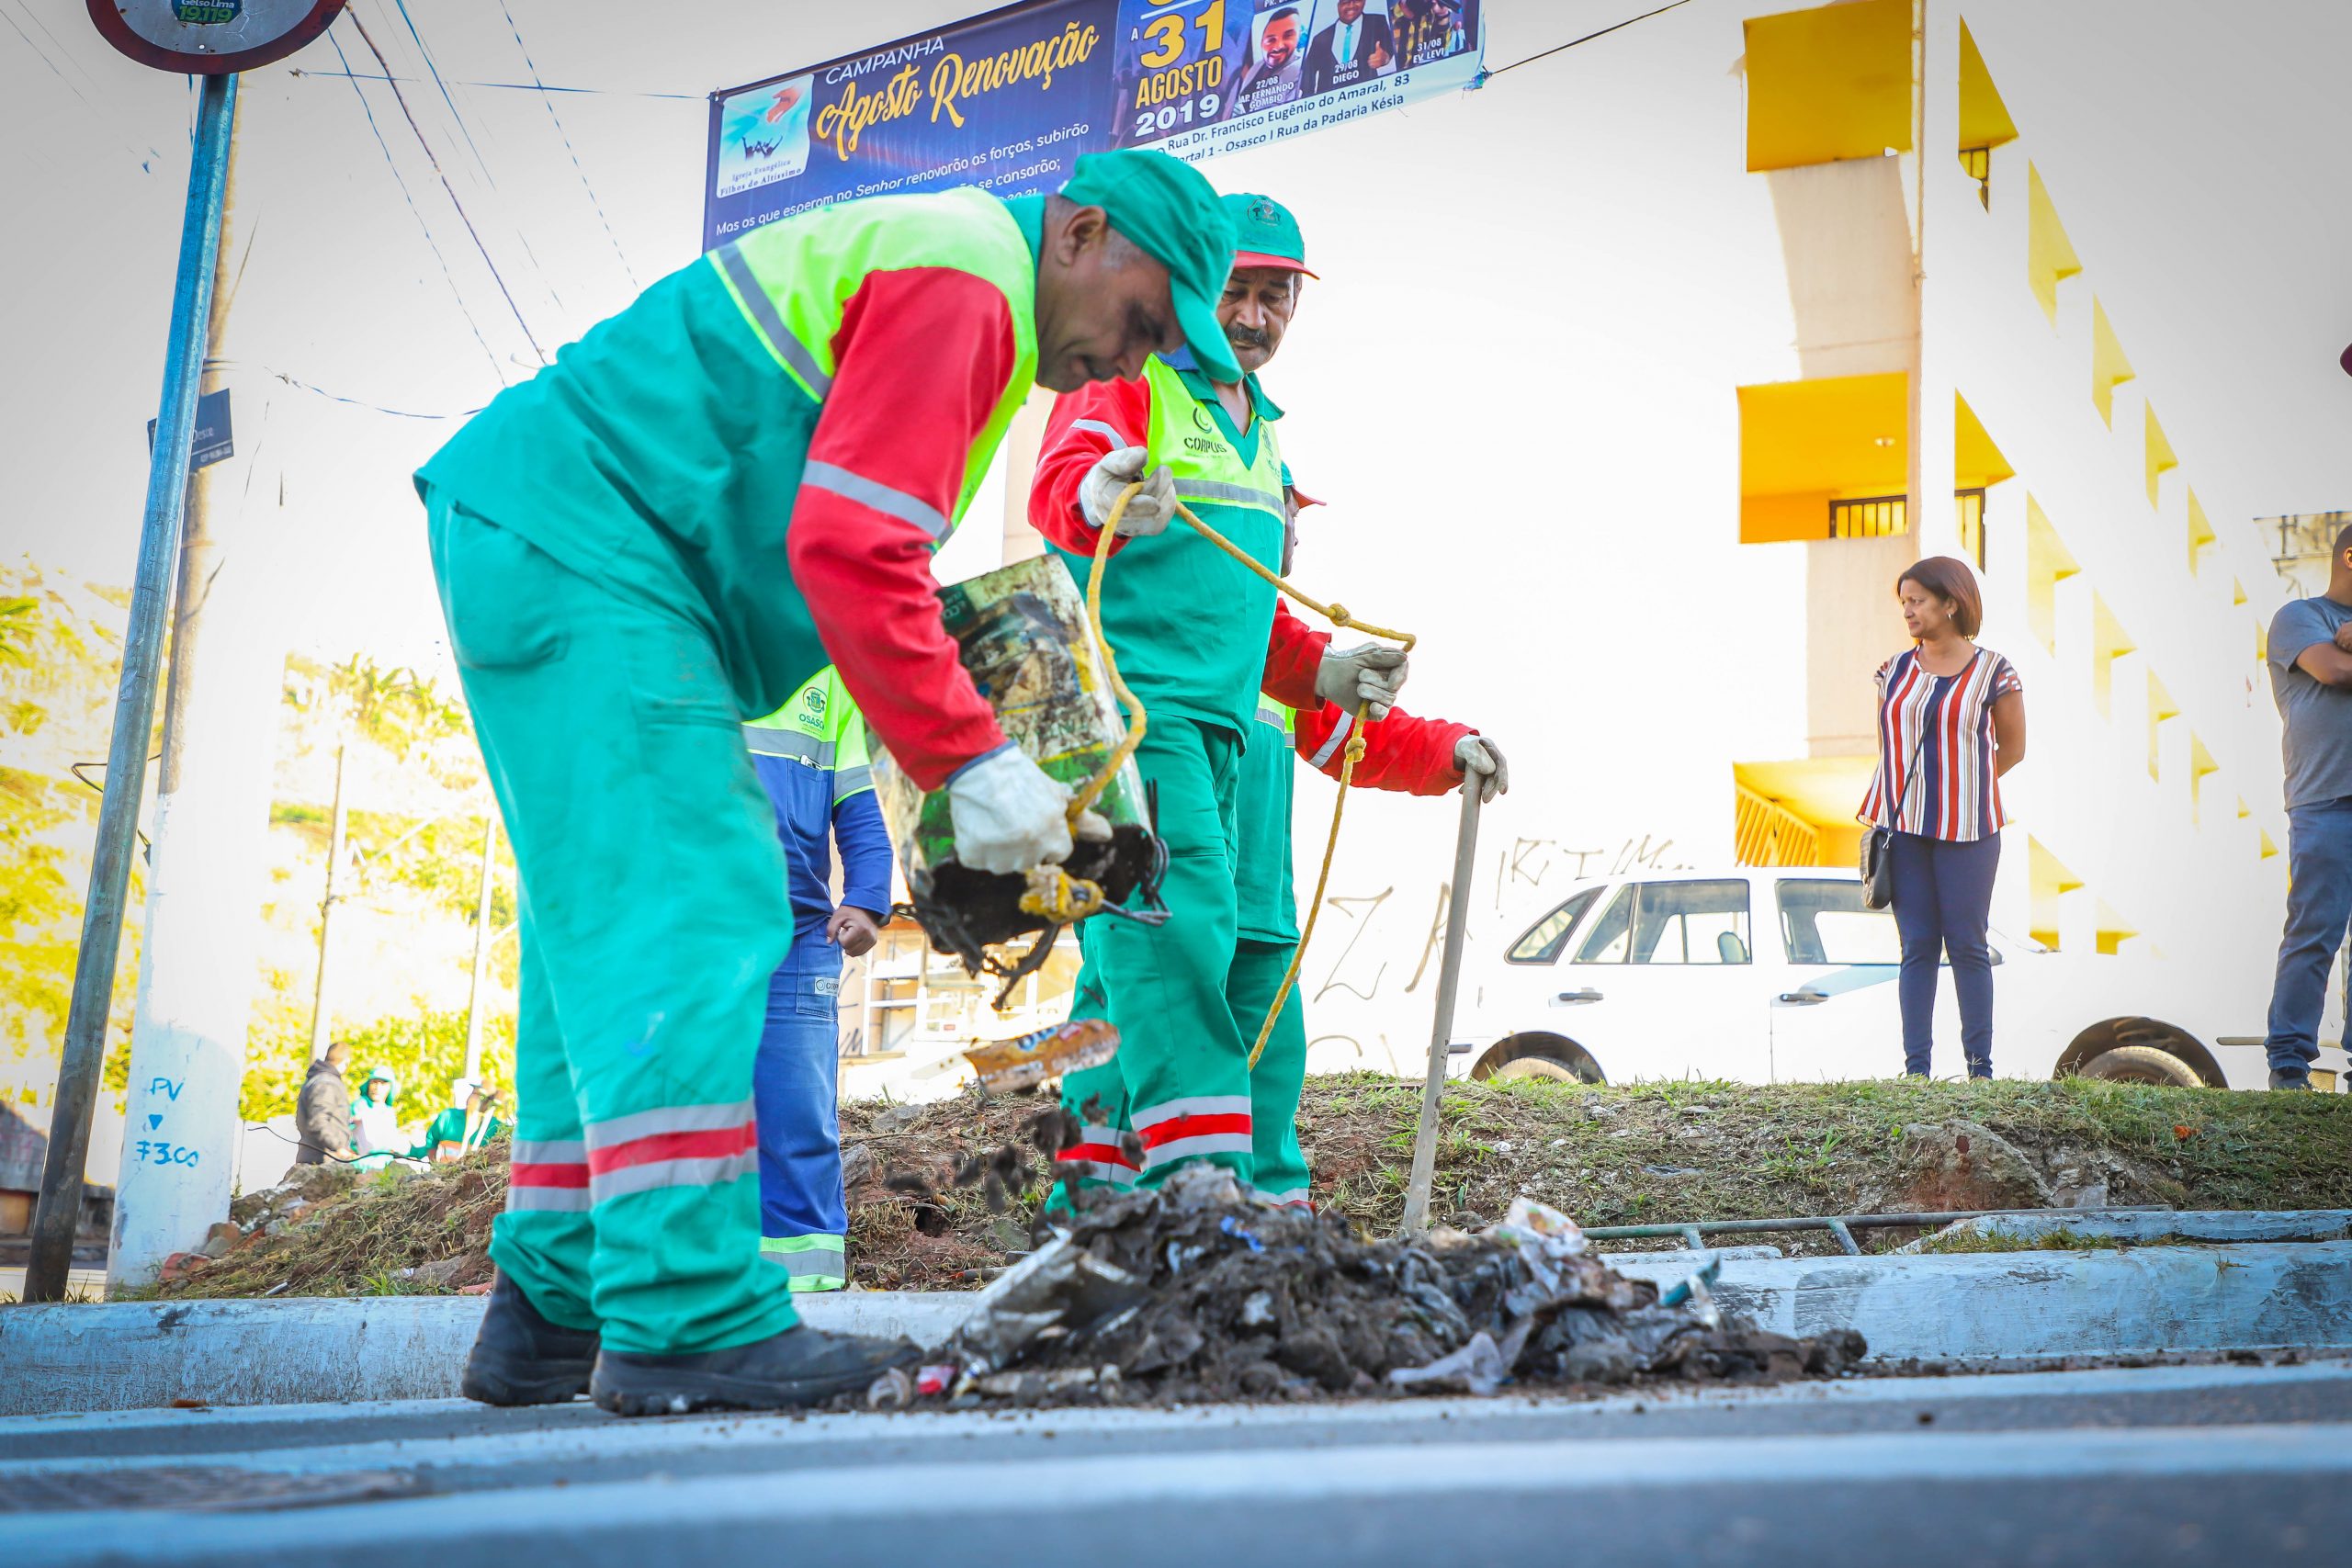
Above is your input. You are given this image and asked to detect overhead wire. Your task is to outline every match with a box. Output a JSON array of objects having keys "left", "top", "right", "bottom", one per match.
[
  {"left": 382, "top": 0, "right": 571, "bottom": 326},
  {"left": 289, "top": 67, "right": 699, "bottom": 101},
  {"left": 494, "top": 0, "right": 640, "bottom": 289},
  {"left": 327, "top": 26, "right": 507, "bottom": 385},
  {"left": 0, "top": 0, "right": 164, "bottom": 170},
  {"left": 1475, "top": 0, "right": 1692, "bottom": 82},
  {"left": 342, "top": 7, "right": 550, "bottom": 365}
]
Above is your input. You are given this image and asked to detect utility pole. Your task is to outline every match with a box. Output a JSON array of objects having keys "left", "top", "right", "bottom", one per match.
[
  {"left": 461, "top": 813, "right": 497, "bottom": 1083},
  {"left": 108, "top": 98, "right": 288, "bottom": 1287},
  {"left": 309, "top": 743, "right": 349, "bottom": 1063},
  {"left": 25, "top": 73, "right": 238, "bottom": 1302}
]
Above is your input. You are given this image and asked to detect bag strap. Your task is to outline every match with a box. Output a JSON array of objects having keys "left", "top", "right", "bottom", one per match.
[{"left": 1881, "top": 660, "right": 1930, "bottom": 833}]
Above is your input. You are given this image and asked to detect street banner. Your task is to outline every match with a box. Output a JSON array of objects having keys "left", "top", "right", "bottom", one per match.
[{"left": 704, "top": 0, "right": 1485, "bottom": 249}]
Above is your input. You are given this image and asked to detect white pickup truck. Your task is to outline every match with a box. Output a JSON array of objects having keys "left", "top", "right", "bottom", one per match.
[{"left": 1451, "top": 866, "right": 2339, "bottom": 1091}]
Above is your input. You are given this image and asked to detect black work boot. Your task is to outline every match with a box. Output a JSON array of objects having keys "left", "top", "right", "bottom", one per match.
[
  {"left": 591, "top": 1324, "right": 922, "bottom": 1416},
  {"left": 2269, "top": 1067, "right": 2314, "bottom": 1092},
  {"left": 460, "top": 1275, "right": 601, "bottom": 1406}
]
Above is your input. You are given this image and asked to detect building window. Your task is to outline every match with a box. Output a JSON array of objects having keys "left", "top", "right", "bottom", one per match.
[
  {"left": 1955, "top": 489, "right": 1986, "bottom": 568},
  {"left": 1958, "top": 145, "right": 1991, "bottom": 209},
  {"left": 1829, "top": 494, "right": 1906, "bottom": 540}
]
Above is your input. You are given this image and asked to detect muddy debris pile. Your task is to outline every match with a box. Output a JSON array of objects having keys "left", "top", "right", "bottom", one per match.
[{"left": 867, "top": 1162, "right": 1865, "bottom": 1411}]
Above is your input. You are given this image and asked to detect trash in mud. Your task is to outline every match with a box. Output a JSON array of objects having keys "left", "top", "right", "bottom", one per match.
[
  {"left": 865, "top": 1164, "right": 1865, "bottom": 1411},
  {"left": 961, "top": 1018, "right": 1123, "bottom": 1094}
]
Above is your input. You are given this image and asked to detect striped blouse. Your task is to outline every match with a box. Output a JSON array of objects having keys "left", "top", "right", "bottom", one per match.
[{"left": 1858, "top": 647, "right": 2023, "bottom": 842}]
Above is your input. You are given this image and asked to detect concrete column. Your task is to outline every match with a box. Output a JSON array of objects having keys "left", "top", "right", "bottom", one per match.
[
  {"left": 108, "top": 415, "right": 280, "bottom": 1287},
  {"left": 1906, "top": 0, "right": 1962, "bottom": 564},
  {"left": 999, "top": 393, "right": 1049, "bottom": 566}
]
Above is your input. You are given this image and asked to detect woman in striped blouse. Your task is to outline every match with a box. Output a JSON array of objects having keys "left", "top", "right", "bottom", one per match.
[{"left": 1858, "top": 557, "right": 2028, "bottom": 1078}]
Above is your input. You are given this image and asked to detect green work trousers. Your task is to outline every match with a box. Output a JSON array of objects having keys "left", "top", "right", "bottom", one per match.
[
  {"left": 1053, "top": 715, "right": 1254, "bottom": 1201},
  {"left": 1228, "top": 938, "right": 1312, "bottom": 1207},
  {"left": 426, "top": 490, "right": 801, "bottom": 1356}
]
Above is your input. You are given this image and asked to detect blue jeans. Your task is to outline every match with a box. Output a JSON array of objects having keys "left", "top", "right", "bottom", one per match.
[
  {"left": 752, "top": 934, "right": 847, "bottom": 1290},
  {"left": 1890, "top": 830, "right": 2001, "bottom": 1077},
  {"left": 2262, "top": 798, "right": 2352, "bottom": 1074}
]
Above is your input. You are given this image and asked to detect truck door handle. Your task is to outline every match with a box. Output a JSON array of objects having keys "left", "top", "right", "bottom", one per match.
[
  {"left": 1778, "top": 987, "right": 1827, "bottom": 1005},
  {"left": 1554, "top": 988, "right": 1603, "bottom": 1005}
]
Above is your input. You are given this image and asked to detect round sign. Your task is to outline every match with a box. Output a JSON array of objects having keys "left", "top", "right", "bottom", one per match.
[{"left": 87, "top": 0, "right": 346, "bottom": 75}]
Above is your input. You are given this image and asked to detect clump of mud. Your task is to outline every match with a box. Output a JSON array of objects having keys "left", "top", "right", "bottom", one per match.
[{"left": 866, "top": 1162, "right": 1865, "bottom": 1411}]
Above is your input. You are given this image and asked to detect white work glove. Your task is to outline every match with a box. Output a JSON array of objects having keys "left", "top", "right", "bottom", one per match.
[
  {"left": 1079, "top": 446, "right": 1176, "bottom": 536},
  {"left": 1316, "top": 643, "right": 1410, "bottom": 721},
  {"left": 946, "top": 747, "right": 1110, "bottom": 875},
  {"left": 1455, "top": 735, "right": 1510, "bottom": 803}
]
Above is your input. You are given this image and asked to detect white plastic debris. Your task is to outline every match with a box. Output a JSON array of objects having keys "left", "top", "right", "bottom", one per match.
[{"left": 1387, "top": 1330, "right": 1510, "bottom": 1396}]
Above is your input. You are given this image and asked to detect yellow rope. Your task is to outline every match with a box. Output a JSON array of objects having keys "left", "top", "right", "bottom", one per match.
[{"left": 1069, "top": 480, "right": 1413, "bottom": 1070}]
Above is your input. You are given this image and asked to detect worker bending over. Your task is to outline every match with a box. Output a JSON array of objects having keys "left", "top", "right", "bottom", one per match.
[
  {"left": 417, "top": 150, "right": 1242, "bottom": 1415},
  {"left": 1031, "top": 193, "right": 1408, "bottom": 1203},
  {"left": 744, "top": 666, "right": 890, "bottom": 1293}
]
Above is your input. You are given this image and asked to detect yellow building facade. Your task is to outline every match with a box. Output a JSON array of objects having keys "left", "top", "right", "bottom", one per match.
[{"left": 1727, "top": 0, "right": 2283, "bottom": 983}]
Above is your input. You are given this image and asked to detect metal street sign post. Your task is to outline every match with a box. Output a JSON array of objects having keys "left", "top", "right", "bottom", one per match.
[{"left": 23, "top": 0, "right": 344, "bottom": 1303}]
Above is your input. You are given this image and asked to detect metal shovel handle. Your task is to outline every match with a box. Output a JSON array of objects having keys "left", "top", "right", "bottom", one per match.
[{"left": 1400, "top": 780, "right": 1483, "bottom": 1234}]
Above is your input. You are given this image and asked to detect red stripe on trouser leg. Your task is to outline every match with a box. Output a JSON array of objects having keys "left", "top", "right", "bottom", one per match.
[
  {"left": 511, "top": 1162, "right": 591, "bottom": 1188},
  {"left": 1137, "top": 1113, "right": 1251, "bottom": 1148},
  {"left": 1057, "top": 1140, "right": 1138, "bottom": 1170},
  {"left": 585, "top": 1123, "right": 758, "bottom": 1175}
]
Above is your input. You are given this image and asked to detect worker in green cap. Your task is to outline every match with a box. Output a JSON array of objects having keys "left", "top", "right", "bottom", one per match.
[
  {"left": 1031, "top": 192, "right": 1409, "bottom": 1204},
  {"left": 415, "top": 148, "right": 1241, "bottom": 1416}
]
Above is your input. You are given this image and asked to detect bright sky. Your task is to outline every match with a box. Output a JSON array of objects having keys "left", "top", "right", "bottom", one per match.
[{"left": 4, "top": 0, "right": 2349, "bottom": 851}]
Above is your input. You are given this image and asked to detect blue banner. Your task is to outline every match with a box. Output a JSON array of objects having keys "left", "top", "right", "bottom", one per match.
[{"left": 704, "top": 1, "right": 1485, "bottom": 250}]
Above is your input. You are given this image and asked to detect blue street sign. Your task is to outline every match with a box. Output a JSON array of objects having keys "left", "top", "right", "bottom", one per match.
[{"left": 147, "top": 387, "right": 232, "bottom": 470}]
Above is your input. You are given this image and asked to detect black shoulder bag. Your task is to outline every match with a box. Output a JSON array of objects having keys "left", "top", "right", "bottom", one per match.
[{"left": 1860, "top": 690, "right": 1927, "bottom": 911}]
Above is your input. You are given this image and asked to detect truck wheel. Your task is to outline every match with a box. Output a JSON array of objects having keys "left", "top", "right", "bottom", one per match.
[{"left": 2076, "top": 1044, "right": 2204, "bottom": 1087}]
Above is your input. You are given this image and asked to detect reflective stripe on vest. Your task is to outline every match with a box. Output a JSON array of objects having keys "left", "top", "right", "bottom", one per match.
[
  {"left": 745, "top": 665, "right": 873, "bottom": 798},
  {"left": 707, "top": 187, "right": 1038, "bottom": 532}
]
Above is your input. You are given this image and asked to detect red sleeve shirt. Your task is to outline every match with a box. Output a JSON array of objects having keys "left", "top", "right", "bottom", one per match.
[
  {"left": 1294, "top": 700, "right": 1472, "bottom": 795},
  {"left": 1027, "top": 375, "right": 1156, "bottom": 558},
  {"left": 788, "top": 267, "right": 1015, "bottom": 791},
  {"left": 1261, "top": 602, "right": 1329, "bottom": 713}
]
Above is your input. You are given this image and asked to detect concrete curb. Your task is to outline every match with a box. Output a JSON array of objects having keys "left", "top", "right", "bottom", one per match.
[
  {"left": 1896, "top": 1209, "right": 2352, "bottom": 1250},
  {"left": 3, "top": 1242, "right": 2346, "bottom": 1416}
]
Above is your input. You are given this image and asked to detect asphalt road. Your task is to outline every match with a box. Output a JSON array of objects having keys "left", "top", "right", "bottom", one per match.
[{"left": 3, "top": 1360, "right": 2346, "bottom": 1566}]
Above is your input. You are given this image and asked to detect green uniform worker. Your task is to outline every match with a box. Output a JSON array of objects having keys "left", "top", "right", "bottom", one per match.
[
  {"left": 1232, "top": 701, "right": 1313, "bottom": 1206},
  {"left": 1031, "top": 195, "right": 1409, "bottom": 1201},
  {"left": 417, "top": 151, "right": 1244, "bottom": 1416}
]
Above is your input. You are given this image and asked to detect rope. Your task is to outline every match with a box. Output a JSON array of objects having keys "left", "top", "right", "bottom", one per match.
[{"left": 1073, "top": 481, "right": 1414, "bottom": 1070}]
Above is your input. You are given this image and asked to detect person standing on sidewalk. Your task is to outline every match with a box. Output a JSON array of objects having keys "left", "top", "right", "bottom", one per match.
[
  {"left": 1857, "top": 558, "right": 2026, "bottom": 1080},
  {"left": 2258, "top": 522, "right": 2352, "bottom": 1091},
  {"left": 743, "top": 666, "right": 892, "bottom": 1292}
]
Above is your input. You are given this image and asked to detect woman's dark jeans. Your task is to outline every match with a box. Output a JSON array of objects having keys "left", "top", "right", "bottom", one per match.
[{"left": 1889, "top": 829, "right": 2002, "bottom": 1077}]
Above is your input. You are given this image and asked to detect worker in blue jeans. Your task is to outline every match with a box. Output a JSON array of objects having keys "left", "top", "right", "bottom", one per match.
[
  {"left": 2260, "top": 526, "right": 2352, "bottom": 1091},
  {"left": 746, "top": 666, "right": 893, "bottom": 1284}
]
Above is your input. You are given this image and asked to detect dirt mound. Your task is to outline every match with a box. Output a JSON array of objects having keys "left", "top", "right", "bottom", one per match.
[{"left": 869, "top": 1166, "right": 1865, "bottom": 1410}]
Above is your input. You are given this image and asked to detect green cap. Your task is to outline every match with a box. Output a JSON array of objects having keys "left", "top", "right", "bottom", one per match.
[
  {"left": 1223, "top": 192, "right": 1317, "bottom": 278},
  {"left": 1062, "top": 150, "right": 1240, "bottom": 382}
]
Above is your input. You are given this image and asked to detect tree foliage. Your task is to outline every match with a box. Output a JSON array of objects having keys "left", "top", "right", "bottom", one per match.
[{"left": 0, "top": 563, "right": 141, "bottom": 1078}]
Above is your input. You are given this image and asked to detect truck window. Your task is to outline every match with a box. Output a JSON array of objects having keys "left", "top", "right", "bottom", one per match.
[
  {"left": 1506, "top": 887, "right": 1602, "bottom": 964},
  {"left": 1576, "top": 880, "right": 1752, "bottom": 965}
]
